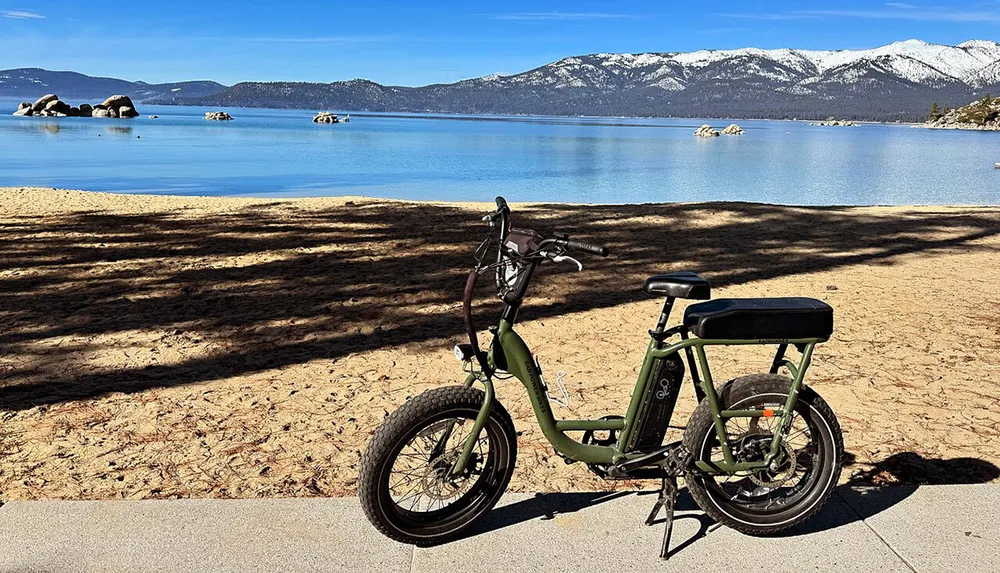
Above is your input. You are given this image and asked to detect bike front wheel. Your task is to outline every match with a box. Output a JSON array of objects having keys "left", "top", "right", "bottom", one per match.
[
  {"left": 683, "top": 374, "right": 843, "bottom": 535},
  {"left": 358, "top": 386, "right": 517, "bottom": 545}
]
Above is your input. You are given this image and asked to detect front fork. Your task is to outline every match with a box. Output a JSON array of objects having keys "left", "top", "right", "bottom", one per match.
[{"left": 446, "top": 372, "right": 494, "bottom": 475}]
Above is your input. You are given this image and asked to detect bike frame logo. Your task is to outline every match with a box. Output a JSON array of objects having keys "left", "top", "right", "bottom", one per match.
[{"left": 654, "top": 377, "right": 672, "bottom": 400}]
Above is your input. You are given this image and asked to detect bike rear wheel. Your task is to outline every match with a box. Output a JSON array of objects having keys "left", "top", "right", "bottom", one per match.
[
  {"left": 358, "top": 386, "right": 517, "bottom": 545},
  {"left": 683, "top": 374, "right": 843, "bottom": 535}
]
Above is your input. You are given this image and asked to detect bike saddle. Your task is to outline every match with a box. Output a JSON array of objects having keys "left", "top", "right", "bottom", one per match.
[{"left": 642, "top": 271, "right": 711, "bottom": 300}]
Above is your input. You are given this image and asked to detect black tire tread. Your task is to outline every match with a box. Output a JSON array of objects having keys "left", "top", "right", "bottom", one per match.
[
  {"left": 358, "top": 385, "right": 516, "bottom": 545},
  {"left": 683, "top": 374, "right": 844, "bottom": 535}
]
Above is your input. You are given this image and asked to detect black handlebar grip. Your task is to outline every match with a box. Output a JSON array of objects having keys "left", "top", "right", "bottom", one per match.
[
  {"left": 566, "top": 239, "right": 609, "bottom": 257},
  {"left": 495, "top": 196, "right": 508, "bottom": 211}
]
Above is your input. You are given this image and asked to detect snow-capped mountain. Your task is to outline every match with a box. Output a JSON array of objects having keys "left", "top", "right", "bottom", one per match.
[
  {"left": 173, "top": 39, "right": 1000, "bottom": 120},
  {"left": 470, "top": 39, "right": 1000, "bottom": 93},
  {"left": 9, "top": 40, "right": 1000, "bottom": 120}
]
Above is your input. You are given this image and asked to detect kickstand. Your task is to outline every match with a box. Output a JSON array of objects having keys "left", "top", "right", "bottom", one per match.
[{"left": 644, "top": 475, "right": 679, "bottom": 560}]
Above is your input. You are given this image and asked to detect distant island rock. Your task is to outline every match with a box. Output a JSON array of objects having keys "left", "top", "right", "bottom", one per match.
[
  {"left": 923, "top": 96, "right": 1000, "bottom": 131},
  {"left": 12, "top": 94, "right": 139, "bottom": 118},
  {"left": 695, "top": 124, "right": 744, "bottom": 137},
  {"left": 313, "top": 111, "right": 348, "bottom": 123},
  {"left": 694, "top": 125, "right": 720, "bottom": 137},
  {"left": 812, "top": 120, "right": 858, "bottom": 126},
  {"left": 205, "top": 111, "right": 234, "bottom": 121}
]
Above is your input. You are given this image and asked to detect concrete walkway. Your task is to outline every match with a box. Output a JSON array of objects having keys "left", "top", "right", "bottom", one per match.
[{"left": 0, "top": 485, "right": 996, "bottom": 572}]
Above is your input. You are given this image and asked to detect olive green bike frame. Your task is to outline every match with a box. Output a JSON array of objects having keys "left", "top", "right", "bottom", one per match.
[{"left": 451, "top": 319, "right": 822, "bottom": 476}]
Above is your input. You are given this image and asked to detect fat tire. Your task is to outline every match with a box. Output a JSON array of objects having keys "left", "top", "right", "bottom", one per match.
[
  {"left": 683, "top": 374, "right": 844, "bottom": 535},
  {"left": 358, "top": 386, "right": 517, "bottom": 545}
]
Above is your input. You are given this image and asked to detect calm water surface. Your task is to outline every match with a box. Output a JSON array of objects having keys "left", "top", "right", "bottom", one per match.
[{"left": 0, "top": 101, "right": 997, "bottom": 204}]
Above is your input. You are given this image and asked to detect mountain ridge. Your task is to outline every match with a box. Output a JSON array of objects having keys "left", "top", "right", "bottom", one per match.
[
  {"left": 4, "top": 39, "right": 1000, "bottom": 121},
  {"left": 0, "top": 68, "right": 227, "bottom": 102}
]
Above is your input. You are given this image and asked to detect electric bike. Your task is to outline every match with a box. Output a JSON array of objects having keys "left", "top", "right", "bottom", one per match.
[{"left": 359, "top": 197, "right": 844, "bottom": 559}]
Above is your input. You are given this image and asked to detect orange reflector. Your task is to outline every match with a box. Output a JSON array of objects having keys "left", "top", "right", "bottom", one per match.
[{"left": 762, "top": 409, "right": 775, "bottom": 417}]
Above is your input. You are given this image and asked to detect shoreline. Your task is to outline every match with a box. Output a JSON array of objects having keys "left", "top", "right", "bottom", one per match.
[
  {"left": 3, "top": 186, "right": 996, "bottom": 210},
  {"left": 1, "top": 187, "right": 999, "bottom": 499},
  {"left": 2, "top": 97, "right": 922, "bottom": 126}
]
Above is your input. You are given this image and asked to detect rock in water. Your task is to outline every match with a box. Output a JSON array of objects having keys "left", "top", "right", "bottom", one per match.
[
  {"left": 16, "top": 95, "right": 139, "bottom": 119},
  {"left": 100, "top": 95, "right": 136, "bottom": 111},
  {"left": 721, "top": 124, "right": 745, "bottom": 135},
  {"left": 31, "top": 94, "right": 59, "bottom": 112},
  {"left": 13, "top": 102, "right": 34, "bottom": 116},
  {"left": 694, "top": 124, "right": 720, "bottom": 137},
  {"left": 812, "top": 120, "right": 857, "bottom": 127},
  {"left": 313, "top": 111, "right": 340, "bottom": 123},
  {"left": 204, "top": 111, "right": 234, "bottom": 120},
  {"left": 44, "top": 99, "right": 71, "bottom": 115}
]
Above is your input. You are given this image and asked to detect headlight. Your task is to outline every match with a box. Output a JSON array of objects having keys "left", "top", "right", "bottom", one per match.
[{"left": 453, "top": 344, "right": 474, "bottom": 362}]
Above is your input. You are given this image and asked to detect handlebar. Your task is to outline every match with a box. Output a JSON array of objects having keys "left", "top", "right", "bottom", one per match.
[
  {"left": 463, "top": 197, "right": 609, "bottom": 370},
  {"left": 485, "top": 197, "right": 610, "bottom": 259},
  {"left": 564, "top": 238, "right": 608, "bottom": 257}
]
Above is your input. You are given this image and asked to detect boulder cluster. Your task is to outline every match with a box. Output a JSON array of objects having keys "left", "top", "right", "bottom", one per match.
[
  {"left": 694, "top": 124, "right": 744, "bottom": 137},
  {"left": 811, "top": 120, "right": 857, "bottom": 127},
  {"left": 924, "top": 96, "right": 1000, "bottom": 131},
  {"left": 694, "top": 125, "right": 719, "bottom": 137},
  {"left": 13, "top": 94, "right": 139, "bottom": 118},
  {"left": 313, "top": 112, "right": 349, "bottom": 123},
  {"left": 205, "top": 111, "right": 234, "bottom": 121}
]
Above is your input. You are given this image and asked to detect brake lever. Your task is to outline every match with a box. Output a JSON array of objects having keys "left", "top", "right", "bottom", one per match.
[{"left": 551, "top": 254, "right": 583, "bottom": 271}]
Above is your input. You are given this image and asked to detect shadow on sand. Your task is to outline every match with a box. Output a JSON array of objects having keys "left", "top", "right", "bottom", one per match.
[{"left": 2, "top": 199, "right": 999, "bottom": 411}]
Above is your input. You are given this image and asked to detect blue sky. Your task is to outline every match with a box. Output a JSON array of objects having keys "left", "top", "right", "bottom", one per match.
[{"left": 1, "top": 1, "right": 999, "bottom": 85}]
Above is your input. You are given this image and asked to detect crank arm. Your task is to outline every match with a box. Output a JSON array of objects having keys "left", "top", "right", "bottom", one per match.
[{"left": 613, "top": 447, "right": 673, "bottom": 475}]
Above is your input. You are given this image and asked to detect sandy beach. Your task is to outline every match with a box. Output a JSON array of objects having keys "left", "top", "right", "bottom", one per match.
[{"left": 1, "top": 187, "right": 999, "bottom": 500}]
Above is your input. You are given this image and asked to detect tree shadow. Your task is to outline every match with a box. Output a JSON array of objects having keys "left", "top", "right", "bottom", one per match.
[{"left": 0, "top": 199, "right": 999, "bottom": 412}]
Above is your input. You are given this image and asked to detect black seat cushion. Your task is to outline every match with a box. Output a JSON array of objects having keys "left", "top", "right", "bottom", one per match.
[
  {"left": 643, "top": 271, "right": 711, "bottom": 300},
  {"left": 684, "top": 298, "right": 833, "bottom": 340}
]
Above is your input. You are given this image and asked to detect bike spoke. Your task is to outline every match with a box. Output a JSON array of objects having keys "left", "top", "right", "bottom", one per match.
[
  {"left": 705, "top": 400, "right": 823, "bottom": 512},
  {"left": 386, "top": 415, "right": 492, "bottom": 516}
]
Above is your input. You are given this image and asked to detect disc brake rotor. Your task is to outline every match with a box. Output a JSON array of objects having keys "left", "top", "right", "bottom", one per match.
[
  {"left": 421, "top": 466, "right": 462, "bottom": 500},
  {"left": 408, "top": 418, "right": 484, "bottom": 502},
  {"left": 749, "top": 441, "right": 798, "bottom": 488}
]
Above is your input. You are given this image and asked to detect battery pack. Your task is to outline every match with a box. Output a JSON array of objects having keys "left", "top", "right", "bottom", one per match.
[{"left": 628, "top": 352, "right": 685, "bottom": 452}]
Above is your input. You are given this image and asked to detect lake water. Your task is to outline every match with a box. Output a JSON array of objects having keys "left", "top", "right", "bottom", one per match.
[{"left": 1, "top": 101, "right": 997, "bottom": 205}]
